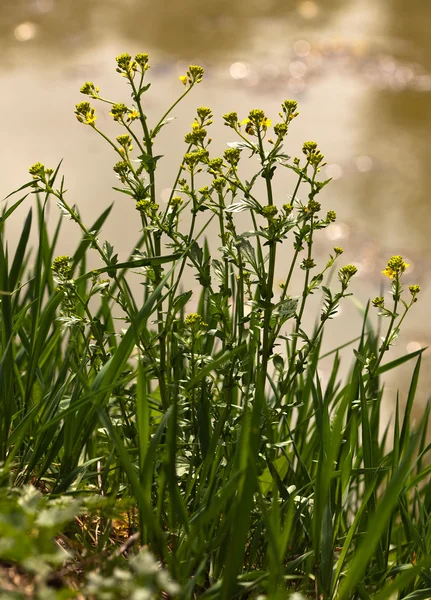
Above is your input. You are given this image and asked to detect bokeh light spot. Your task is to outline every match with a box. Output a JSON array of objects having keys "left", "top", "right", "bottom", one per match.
[
  {"left": 326, "top": 223, "right": 350, "bottom": 241},
  {"left": 229, "top": 62, "right": 249, "bottom": 80},
  {"left": 325, "top": 163, "right": 343, "bottom": 180},
  {"left": 356, "top": 155, "right": 373, "bottom": 172},
  {"left": 406, "top": 341, "right": 422, "bottom": 353},
  {"left": 297, "top": 1, "right": 319, "bottom": 19},
  {"left": 294, "top": 40, "right": 311, "bottom": 58},
  {"left": 35, "top": 0, "right": 54, "bottom": 13},
  {"left": 289, "top": 60, "right": 307, "bottom": 77},
  {"left": 14, "top": 22, "right": 37, "bottom": 42}
]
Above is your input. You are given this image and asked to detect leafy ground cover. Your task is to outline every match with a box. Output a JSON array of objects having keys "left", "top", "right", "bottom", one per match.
[{"left": 0, "top": 53, "right": 430, "bottom": 599}]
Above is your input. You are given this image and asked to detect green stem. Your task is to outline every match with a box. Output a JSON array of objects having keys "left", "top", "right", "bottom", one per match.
[
  {"left": 129, "top": 75, "right": 170, "bottom": 410},
  {"left": 151, "top": 85, "right": 195, "bottom": 139},
  {"left": 287, "top": 215, "right": 315, "bottom": 379},
  {"left": 254, "top": 128, "right": 277, "bottom": 436},
  {"left": 371, "top": 279, "right": 402, "bottom": 377}
]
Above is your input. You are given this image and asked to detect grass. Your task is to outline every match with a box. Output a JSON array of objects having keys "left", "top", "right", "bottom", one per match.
[{"left": 0, "top": 53, "right": 430, "bottom": 599}]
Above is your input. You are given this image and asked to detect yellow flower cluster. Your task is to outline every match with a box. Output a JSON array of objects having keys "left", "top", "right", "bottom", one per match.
[
  {"left": 240, "top": 109, "right": 272, "bottom": 135},
  {"left": 381, "top": 255, "right": 409, "bottom": 279},
  {"left": 75, "top": 101, "right": 97, "bottom": 126},
  {"left": 185, "top": 313, "right": 208, "bottom": 330},
  {"left": 241, "top": 117, "right": 272, "bottom": 131},
  {"left": 179, "top": 65, "right": 205, "bottom": 86}
]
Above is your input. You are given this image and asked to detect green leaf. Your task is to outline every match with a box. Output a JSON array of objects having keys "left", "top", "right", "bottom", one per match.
[{"left": 259, "top": 455, "right": 290, "bottom": 496}]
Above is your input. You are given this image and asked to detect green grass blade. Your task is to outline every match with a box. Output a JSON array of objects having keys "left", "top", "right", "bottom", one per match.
[{"left": 337, "top": 425, "right": 423, "bottom": 600}]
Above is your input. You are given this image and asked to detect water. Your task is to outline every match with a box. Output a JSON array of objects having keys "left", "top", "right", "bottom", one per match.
[{"left": 1, "top": 0, "right": 431, "bottom": 408}]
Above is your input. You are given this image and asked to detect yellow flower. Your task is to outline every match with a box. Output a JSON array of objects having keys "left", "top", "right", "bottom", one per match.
[
  {"left": 241, "top": 116, "right": 272, "bottom": 132},
  {"left": 85, "top": 112, "right": 97, "bottom": 125},
  {"left": 75, "top": 101, "right": 97, "bottom": 126},
  {"left": 382, "top": 255, "right": 409, "bottom": 279},
  {"left": 128, "top": 109, "right": 139, "bottom": 121},
  {"left": 384, "top": 264, "right": 410, "bottom": 278},
  {"left": 179, "top": 75, "right": 187, "bottom": 86}
]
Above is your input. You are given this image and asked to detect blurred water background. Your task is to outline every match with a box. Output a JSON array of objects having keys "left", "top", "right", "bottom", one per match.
[{"left": 1, "top": 0, "right": 431, "bottom": 414}]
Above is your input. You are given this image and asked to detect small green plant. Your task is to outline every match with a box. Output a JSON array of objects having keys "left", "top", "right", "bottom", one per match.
[
  {"left": 0, "top": 52, "right": 430, "bottom": 599},
  {"left": 0, "top": 485, "right": 179, "bottom": 599}
]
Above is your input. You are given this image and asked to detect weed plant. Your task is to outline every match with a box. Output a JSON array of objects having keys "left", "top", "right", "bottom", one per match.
[{"left": 0, "top": 53, "right": 430, "bottom": 599}]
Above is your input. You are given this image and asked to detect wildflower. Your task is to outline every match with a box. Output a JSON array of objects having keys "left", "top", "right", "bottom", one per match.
[
  {"left": 302, "top": 141, "right": 324, "bottom": 166},
  {"left": 282, "top": 100, "right": 298, "bottom": 116},
  {"left": 135, "top": 53, "right": 149, "bottom": 69},
  {"left": 382, "top": 255, "right": 409, "bottom": 279},
  {"left": 180, "top": 65, "right": 205, "bottom": 86},
  {"left": 208, "top": 157, "right": 224, "bottom": 174},
  {"left": 326, "top": 210, "right": 337, "bottom": 222},
  {"left": 340, "top": 264, "right": 358, "bottom": 277},
  {"left": 127, "top": 109, "right": 140, "bottom": 122},
  {"left": 333, "top": 246, "right": 344, "bottom": 255},
  {"left": 197, "top": 106, "right": 213, "bottom": 123},
  {"left": 306, "top": 199, "right": 321, "bottom": 213},
  {"left": 183, "top": 149, "right": 208, "bottom": 169},
  {"left": 115, "top": 53, "right": 137, "bottom": 75},
  {"left": 223, "top": 112, "right": 238, "bottom": 128},
  {"left": 223, "top": 147, "right": 241, "bottom": 166},
  {"left": 80, "top": 81, "right": 99, "bottom": 98},
  {"left": 372, "top": 296, "right": 385, "bottom": 308},
  {"left": 110, "top": 103, "right": 128, "bottom": 122},
  {"left": 136, "top": 199, "right": 158, "bottom": 215},
  {"left": 117, "top": 134, "right": 131, "bottom": 146},
  {"left": 116, "top": 134, "right": 133, "bottom": 152},
  {"left": 188, "top": 65, "right": 204, "bottom": 83},
  {"left": 274, "top": 123, "right": 288, "bottom": 137},
  {"left": 248, "top": 109, "right": 264, "bottom": 123},
  {"left": 113, "top": 160, "right": 130, "bottom": 182},
  {"left": 262, "top": 205, "right": 278, "bottom": 220},
  {"left": 184, "top": 122, "right": 207, "bottom": 145},
  {"left": 52, "top": 255, "right": 72, "bottom": 280},
  {"left": 301, "top": 258, "right": 316, "bottom": 270},
  {"left": 116, "top": 53, "right": 132, "bottom": 69},
  {"left": 185, "top": 313, "right": 207, "bottom": 328},
  {"left": 75, "top": 101, "right": 97, "bottom": 125},
  {"left": 170, "top": 196, "right": 183, "bottom": 209},
  {"left": 283, "top": 203, "right": 294, "bottom": 215},
  {"left": 242, "top": 109, "right": 272, "bottom": 135},
  {"left": 409, "top": 285, "right": 420, "bottom": 301},
  {"left": 293, "top": 157, "right": 300, "bottom": 166},
  {"left": 338, "top": 264, "right": 358, "bottom": 287},
  {"left": 302, "top": 141, "right": 318, "bottom": 157},
  {"left": 309, "top": 151, "right": 324, "bottom": 167},
  {"left": 29, "top": 162, "right": 45, "bottom": 179},
  {"left": 183, "top": 152, "right": 200, "bottom": 169},
  {"left": 213, "top": 177, "right": 226, "bottom": 193}
]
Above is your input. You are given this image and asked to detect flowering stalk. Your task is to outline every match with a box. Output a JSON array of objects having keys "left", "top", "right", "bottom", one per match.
[
  {"left": 285, "top": 143, "right": 326, "bottom": 385},
  {"left": 369, "top": 256, "right": 420, "bottom": 377}
]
